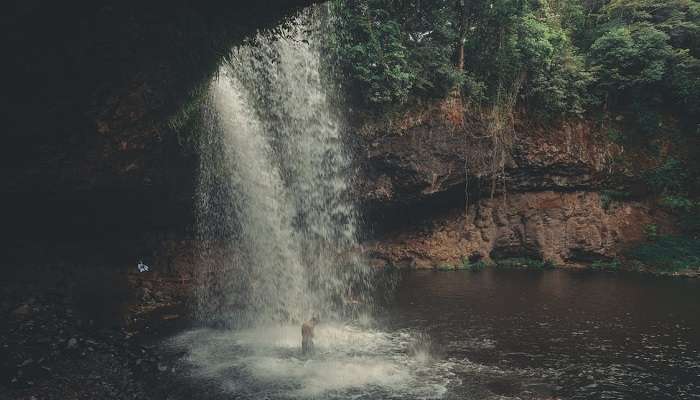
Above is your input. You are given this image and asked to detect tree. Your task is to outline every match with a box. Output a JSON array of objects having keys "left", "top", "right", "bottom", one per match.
[
  {"left": 588, "top": 0, "right": 700, "bottom": 130},
  {"left": 329, "top": 0, "right": 461, "bottom": 110}
]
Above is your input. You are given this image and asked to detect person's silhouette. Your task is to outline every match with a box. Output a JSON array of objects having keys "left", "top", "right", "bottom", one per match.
[{"left": 301, "top": 316, "right": 319, "bottom": 355}]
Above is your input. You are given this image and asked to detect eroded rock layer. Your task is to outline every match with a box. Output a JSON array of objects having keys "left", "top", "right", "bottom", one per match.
[
  {"left": 365, "top": 191, "right": 654, "bottom": 268},
  {"left": 355, "top": 114, "right": 663, "bottom": 268}
]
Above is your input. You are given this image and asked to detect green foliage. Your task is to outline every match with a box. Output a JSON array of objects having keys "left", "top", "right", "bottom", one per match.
[
  {"left": 495, "top": 257, "right": 555, "bottom": 270},
  {"left": 643, "top": 158, "right": 688, "bottom": 194},
  {"left": 640, "top": 158, "right": 700, "bottom": 237},
  {"left": 659, "top": 194, "right": 700, "bottom": 234},
  {"left": 436, "top": 263, "right": 457, "bottom": 271},
  {"left": 644, "top": 223, "right": 659, "bottom": 240},
  {"left": 329, "top": 0, "right": 462, "bottom": 109},
  {"left": 461, "top": 0, "right": 592, "bottom": 117},
  {"left": 514, "top": 12, "right": 593, "bottom": 116},
  {"left": 328, "top": 0, "right": 591, "bottom": 117},
  {"left": 590, "top": 259, "right": 622, "bottom": 270},
  {"left": 461, "top": 257, "right": 491, "bottom": 271},
  {"left": 326, "top": 0, "right": 699, "bottom": 127},
  {"left": 588, "top": 0, "right": 700, "bottom": 129},
  {"left": 601, "top": 189, "right": 632, "bottom": 209},
  {"left": 660, "top": 195, "right": 697, "bottom": 211},
  {"left": 606, "top": 128, "right": 624, "bottom": 143},
  {"left": 590, "top": 26, "right": 675, "bottom": 91},
  {"left": 627, "top": 235, "right": 700, "bottom": 271}
]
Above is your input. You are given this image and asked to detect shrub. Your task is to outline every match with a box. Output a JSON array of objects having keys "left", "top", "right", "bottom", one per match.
[
  {"left": 495, "top": 257, "right": 555, "bottom": 270},
  {"left": 590, "top": 259, "right": 621, "bottom": 271},
  {"left": 643, "top": 224, "right": 659, "bottom": 240},
  {"left": 436, "top": 263, "right": 456, "bottom": 271},
  {"left": 600, "top": 189, "right": 632, "bottom": 209},
  {"left": 461, "top": 257, "right": 490, "bottom": 271},
  {"left": 329, "top": 0, "right": 462, "bottom": 111},
  {"left": 643, "top": 158, "right": 688, "bottom": 194},
  {"left": 588, "top": 6, "right": 700, "bottom": 133},
  {"left": 660, "top": 195, "right": 697, "bottom": 212},
  {"left": 627, "top": 235, "right": 700, "bottom": 271},
  {"left": 606, "top": 128, "right": 624, "bottom": 143}
]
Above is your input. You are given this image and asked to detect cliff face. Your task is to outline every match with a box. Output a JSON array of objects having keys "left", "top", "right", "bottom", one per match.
[
  {"left": 357, "top": 118, "right": 616, "bottom": 206},
  {"left": 355, "top": 115, "right": 664, "bottom": 268},
  {"left": 365, "top": 191, "right": 655, "bottom": 268}
]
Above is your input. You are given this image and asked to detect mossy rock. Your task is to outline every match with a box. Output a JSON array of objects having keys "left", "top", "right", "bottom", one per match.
[
  {"left": 495, "top": 258, "right": 555, "bottom": 270},
  {"left": 435, "top": 263, "right": 456, "bottom": 271}
]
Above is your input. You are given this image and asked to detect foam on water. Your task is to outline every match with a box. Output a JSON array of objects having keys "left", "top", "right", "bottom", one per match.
[{"left": 170, "top": 323, "right": 456, "bottom": 399}]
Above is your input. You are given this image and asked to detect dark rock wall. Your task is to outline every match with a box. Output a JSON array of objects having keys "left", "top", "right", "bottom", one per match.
[
  {"left": 2, "top": 0, "right": 318, "bottom": 242},
  {"left": 357, "top": 119, "right": 618, "bottom": 208},
  {"left": 354, "top": 115, "right": 667, "bottom": 268}
]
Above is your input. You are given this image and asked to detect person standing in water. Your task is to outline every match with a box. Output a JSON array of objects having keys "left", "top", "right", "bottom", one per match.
[{"left": 301, "top": 316, "right": 319, "bottom": 355}]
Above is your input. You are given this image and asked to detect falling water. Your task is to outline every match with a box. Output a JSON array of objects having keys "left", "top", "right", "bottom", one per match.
[
  {"left": 194, "top": 9, "right": 369, "bottom": 327},
  {"left": 176, "top": 9, "right": 467, "bottom": 399}
]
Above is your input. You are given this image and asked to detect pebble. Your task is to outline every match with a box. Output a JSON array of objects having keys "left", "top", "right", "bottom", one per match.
[
  {"left": 12, "top": 304, "right": 32, "bottom": 317},
  {"left": 67, "top": 338, "right": 78, "bottom": 349},
  {"left": 19, "top": 359, "right": 34, "bottom": 367}
]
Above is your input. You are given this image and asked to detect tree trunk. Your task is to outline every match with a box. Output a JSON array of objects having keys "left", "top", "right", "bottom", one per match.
[{"left": 456, "top": 0, "right": 467, "bottom": 71}]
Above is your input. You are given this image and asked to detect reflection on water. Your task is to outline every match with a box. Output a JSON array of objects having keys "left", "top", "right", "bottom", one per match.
[
  {"left": 172, "top": 270, "right": 700, "bottom": 399},
  {"left": 384, "top": 269, "right": 700, "bottom": 399}
]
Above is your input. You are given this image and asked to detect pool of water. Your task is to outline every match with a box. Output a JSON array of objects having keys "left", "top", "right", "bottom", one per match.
[{"left": 170, "top": 269, "right": 700, "bottom": 399}]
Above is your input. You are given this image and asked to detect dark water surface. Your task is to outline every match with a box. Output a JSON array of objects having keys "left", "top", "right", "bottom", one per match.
[{"left": 381, "top": 269, "right": 700, "bottom": 399}]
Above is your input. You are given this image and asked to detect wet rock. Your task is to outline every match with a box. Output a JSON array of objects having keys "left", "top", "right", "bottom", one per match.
[
  {"left": 2, "top": 279, "right": 166, "bottom": 399},
  {"left": 136, "top": 287, "right": 153, "bottom": 302},
  {"left": 356, "top": 119, "right": 617, "bottom": 206},
  {"left": 12, "top": 304, "right": 32, "bottom": 318},
  {"left": 66, "top": 338, "right": 78, "bottom": 349},
  {"left": 19, "top": 359, "right": 34, "bottom": 368},
  {"left": 367, "top": 191, "right": 654, "bottom": 268}
]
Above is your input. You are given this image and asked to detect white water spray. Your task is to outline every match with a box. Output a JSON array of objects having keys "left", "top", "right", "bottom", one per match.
[{"left": 194, "top": 10, "right": 369, "bottom": 327}]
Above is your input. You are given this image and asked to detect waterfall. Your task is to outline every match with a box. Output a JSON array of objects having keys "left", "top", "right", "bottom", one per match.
[
  {"left": 175, "top": 13, "right": 452, "bottom": 400},
  {"left": 194, "top": 9, "right": 370, "bottom": 327}
]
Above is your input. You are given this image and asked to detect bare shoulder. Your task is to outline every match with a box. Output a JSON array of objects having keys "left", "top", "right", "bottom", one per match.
[{"left": 301, "top": 321, "right": 314, "bottom": 336}]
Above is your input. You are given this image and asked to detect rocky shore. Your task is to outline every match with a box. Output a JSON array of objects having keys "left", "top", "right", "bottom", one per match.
[{"left": 0, "top": 263, "right": 195, "bottom": 400}]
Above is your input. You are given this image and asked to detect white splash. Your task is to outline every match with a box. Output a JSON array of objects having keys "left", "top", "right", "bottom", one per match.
[{"left": 170, "top": 323, "right": 456, "bottom": 399}]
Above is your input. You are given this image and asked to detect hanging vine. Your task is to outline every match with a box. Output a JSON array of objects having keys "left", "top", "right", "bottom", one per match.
[{"left": 463, "top": 72, "right": 524, "bottom": 221}]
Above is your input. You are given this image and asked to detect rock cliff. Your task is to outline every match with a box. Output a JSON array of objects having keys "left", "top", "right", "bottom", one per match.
[{"left": 355, "top": 114, "right": 664, "bottom": 268}]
